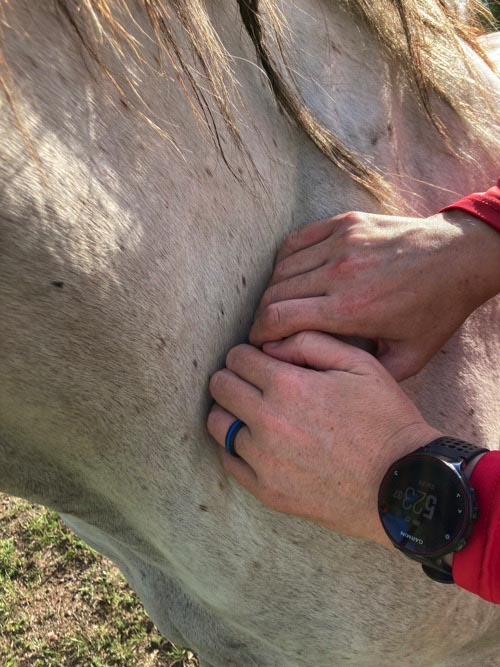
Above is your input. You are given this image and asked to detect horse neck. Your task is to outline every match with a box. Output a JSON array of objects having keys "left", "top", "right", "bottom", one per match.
[{"left": 0, "top": 0, "right": 497, "bottom": 511}]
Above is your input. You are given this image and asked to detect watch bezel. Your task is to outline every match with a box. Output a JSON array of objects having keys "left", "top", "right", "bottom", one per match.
[{"left": 378, "top": 453, "right": 476, "bottom": 560}]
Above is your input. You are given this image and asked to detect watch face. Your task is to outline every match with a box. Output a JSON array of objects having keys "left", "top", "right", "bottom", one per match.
[{"left": 378, "top": 455, "right": 470, "bottom": 557}]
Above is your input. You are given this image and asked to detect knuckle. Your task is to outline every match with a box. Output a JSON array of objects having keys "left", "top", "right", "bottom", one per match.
[
  {"left": 268, "top": 363, "right": 307, "bottom": 398},
  {"left": 261, "top": 302, "right": 285, "bottom": 333},
  {"left": 225, "top": 344, "right": 245, "bottom": 368},
  {"left": 262, "top": 364, "right": 283, "bottom": 388},
  {"left": 332, "top": 212, "right": 369, "bottom": 243},
  {"left": 346, "top": 210, "right": 365, "bottom": 225},
  {"left": 260, "top": 284, "right": 279, "bottom": 309},
  {"left": 336, "top": 210, "right": 365, "bottom": 226},
  {"left": 209, "top": 370, "right": 225, "bottom": 394}
]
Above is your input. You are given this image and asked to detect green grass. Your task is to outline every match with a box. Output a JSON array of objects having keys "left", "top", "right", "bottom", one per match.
[
  {"left": 0, "top": 494, "right": 197, "bottom": 667},
  {"left": 484, "top": 1, "right": 500, "bottom": 29}
]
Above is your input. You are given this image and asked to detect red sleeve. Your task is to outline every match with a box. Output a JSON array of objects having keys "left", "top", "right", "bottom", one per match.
[
  {"left": 441, "top": 180, "right": 500, "bottom": 600},
  {"left": 439, "top": 179, "right": 500, "bottom": 233},
  {"left": 453, "top": 451, "right": 500, "bottom": 603}
]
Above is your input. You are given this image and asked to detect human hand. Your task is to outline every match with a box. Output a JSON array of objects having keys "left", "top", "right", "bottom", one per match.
[
  {"left": 250, "top": 210, "right": 500, "bottom": 380},
  {"left": 207, "top": 332, "right": 440, "bottom": 547}
]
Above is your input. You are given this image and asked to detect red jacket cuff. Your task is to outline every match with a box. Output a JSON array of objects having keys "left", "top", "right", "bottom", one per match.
[
  {"left": 439, "top": 178, "right": 500, "bottom": 233},
  {"left": 453, "top": 451, "right": 500, "bottom": 603}
]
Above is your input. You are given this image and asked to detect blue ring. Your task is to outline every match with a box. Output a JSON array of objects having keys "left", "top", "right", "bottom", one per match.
[{"left": 225, "top": 419, "right": 245, "bottom": 458}]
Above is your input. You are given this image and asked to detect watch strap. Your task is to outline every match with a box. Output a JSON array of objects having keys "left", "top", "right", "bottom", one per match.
[
  {"left": 421, "top": 436, "right": 489, "bottom": 465},
  {"left": 421, "top": 561, "right": 454, "bottom": 584},
  {"left": 418, "top": 437, "right": 487, "bottom": 585}
]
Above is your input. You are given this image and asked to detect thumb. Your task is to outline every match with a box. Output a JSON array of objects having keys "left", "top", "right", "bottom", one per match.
[
  {"left": 263, "top": 331, "right": 375, "bottom": 373},
  {"left": 376, "top": 341, "right": 426, "bottom": 381}
]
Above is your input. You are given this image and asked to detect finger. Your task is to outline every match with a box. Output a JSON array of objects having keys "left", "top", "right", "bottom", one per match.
[
  {"left": 270, "top": 239, "right": 331, "bottom": 285},
  {"left": 377, "top": 341, "right": 427, "bottom": 382},
  {"left": 255, "top": 266, "right": 327, "bottom": 318},
  {"left": 221, "top": 450, "right": 259, "bottom": 495},
  {"left": 249, "top": 297, "right": 358, "bottom": 346},
  {"left": 262, "top": 331, "right": 375, "bottom": 373},
  {"left": 207, "top": 404, "right": 262, "bottom": 470},
  {"left": 225, "top": 344, "right": 290, "bottom": 391},
  {"left": 209, "top": 369, "right": 262, "bottom": 426},
  {"left": 207, "top": 404, "right": 252, "bottom": 455},
  {"left": 275, "top": 217, "right": 338, "bottom": 263}
]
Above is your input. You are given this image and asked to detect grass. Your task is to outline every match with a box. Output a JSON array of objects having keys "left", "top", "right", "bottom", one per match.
[{"left": 0, "top": 494, "right": 198, "bottom": 667}]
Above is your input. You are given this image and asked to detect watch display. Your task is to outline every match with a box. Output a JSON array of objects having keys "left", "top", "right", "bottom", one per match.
[{"left": 378, "top": 454, "right": 470, "bottom": 557}]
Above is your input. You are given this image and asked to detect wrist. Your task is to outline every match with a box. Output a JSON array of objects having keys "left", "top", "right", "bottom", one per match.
[
  {"left": 386, "top": 422, "right": 442, "bottom": 459},
  {"left": 439, "top": 210, "right": 500, "bottom": 308},
  {"left": 438, "top": 452, "right": 488, "bottom": 570}
]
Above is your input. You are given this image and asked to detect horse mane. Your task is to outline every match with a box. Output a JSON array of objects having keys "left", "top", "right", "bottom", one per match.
[{"left": 1, "top": 0, "right": 499, "bottom": 208}]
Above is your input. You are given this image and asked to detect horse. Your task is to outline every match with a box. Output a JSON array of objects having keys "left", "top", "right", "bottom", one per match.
[{"left": 1, "top": 1, "right": 499, "bottom": 665}]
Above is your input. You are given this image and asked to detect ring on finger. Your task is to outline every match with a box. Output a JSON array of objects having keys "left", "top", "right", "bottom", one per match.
[{"left": 225, "top": 419, "right": 245, "bottom": 458}]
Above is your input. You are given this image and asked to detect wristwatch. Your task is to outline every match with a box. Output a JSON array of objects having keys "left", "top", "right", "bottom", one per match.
[{"left": 378, "top": 436, "right": 488, "bottom": 584}]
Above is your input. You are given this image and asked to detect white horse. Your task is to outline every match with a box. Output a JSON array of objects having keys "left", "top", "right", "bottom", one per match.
[{"left": 1, "top": 1, "right": 499, "bottom": 665}]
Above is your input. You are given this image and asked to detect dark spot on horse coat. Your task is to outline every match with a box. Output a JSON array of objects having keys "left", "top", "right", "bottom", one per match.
[
  {"left": 51, "top": 281, "right": 64, "bottom": 289},
  {"left": 199, "top": 504, "right": 209, "bottom": 512},
  {"left": 468, "top": 408, "right": 475, "bottom": 416},
  {"left": 25, "top": 54, "right": 39, "bottom": 69},
  {"left": 387, "top": 122, "right": 393, "bottom": 135},
  {"left": 193, "top": 359, "right": 198, "bottom": 368},
  {"left": 242, "top": 275, "right": 247, "bottom": 287},
  {"left": 157, "top": 336, "right": 167, "bottom": 350},
  {"left": 120, "top": 98, "right": 129, "bottom": 109},
  {"left": 272, "top": 138, "right": 278, "bottom": 147},
  {"left": 205, "top": 167, "right": 213, "bottom": 176},
  {"left": 118, "top": 243, "right": 126, "bottom": 251}
]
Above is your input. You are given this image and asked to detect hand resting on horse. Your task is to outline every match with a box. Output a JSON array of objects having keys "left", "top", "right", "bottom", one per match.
[
  {"left": 208, "top": 333, "right": 442, "bottom": 548},
  {"left": 207, "top": 203, "right": 499, "bottom": 550},
  {"left": 249, "top": 209, "right": 500, "bottom": 380}
]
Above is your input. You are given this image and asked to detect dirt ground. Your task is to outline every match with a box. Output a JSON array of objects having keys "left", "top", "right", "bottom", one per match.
[{"left": 0, "top": 493, "right": 198, "bottom": 667}]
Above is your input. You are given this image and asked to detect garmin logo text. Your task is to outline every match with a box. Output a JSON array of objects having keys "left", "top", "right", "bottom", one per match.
[{"left": 400, "top": 531, "right": 423, "bottom": 545}]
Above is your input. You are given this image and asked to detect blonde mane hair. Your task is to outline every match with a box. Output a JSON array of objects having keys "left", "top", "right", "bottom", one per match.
[{"left": 1, "top": 0, "right": 499, "bottom": 207}]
